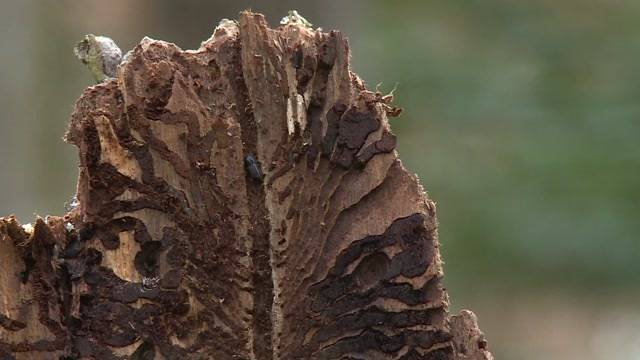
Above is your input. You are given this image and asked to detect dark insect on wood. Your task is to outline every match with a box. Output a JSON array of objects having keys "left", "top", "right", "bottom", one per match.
[
  {"left": 61, "top": 238, "right": 83, "bottom": 258},
  {"left": 63, "top": 259, "right": 86, "bottom": 280},
  {"left": 77, "top": 223, "right": 95, "bottom": 242},
  {"left": 244, "top": 153, "right": 263, "bottom": 180}
]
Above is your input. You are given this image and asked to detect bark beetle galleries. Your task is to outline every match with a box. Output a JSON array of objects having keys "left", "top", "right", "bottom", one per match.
[{"left": 0, "top": 11, "right": 492, "bottom": 360}]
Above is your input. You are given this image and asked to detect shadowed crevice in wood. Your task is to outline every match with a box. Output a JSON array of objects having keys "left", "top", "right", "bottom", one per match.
[
  {"left": 234, "top": 20, "right": 275, "bottom": 359},
  {"left": 0, "top": 11, "right": 492, "bottom": 360}
]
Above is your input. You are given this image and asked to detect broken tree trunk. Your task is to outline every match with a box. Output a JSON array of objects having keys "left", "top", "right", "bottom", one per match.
[{"left": 0, "top": 12, "right": 492, "bottom": 360}]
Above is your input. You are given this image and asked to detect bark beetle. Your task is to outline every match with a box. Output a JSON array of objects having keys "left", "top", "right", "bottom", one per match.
[{"left": 0, "top": 11, "right": 492, "bottom": 360}]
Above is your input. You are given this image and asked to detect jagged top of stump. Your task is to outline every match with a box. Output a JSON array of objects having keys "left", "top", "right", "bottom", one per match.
[{"left": 2, "top": 11, "right": 491, "bottom": 360}]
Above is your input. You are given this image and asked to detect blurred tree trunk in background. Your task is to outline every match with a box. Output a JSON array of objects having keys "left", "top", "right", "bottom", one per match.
[
  {"left": 0, "top": 12, "right": 490, "bottom": 360},
  {"left": 0, "top": 1, "right": 38, "bottom": 219}
]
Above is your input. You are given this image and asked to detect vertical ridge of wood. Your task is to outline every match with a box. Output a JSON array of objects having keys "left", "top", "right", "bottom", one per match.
[{"left": 237, "top": 13, "right": 276, "bottom": 360}]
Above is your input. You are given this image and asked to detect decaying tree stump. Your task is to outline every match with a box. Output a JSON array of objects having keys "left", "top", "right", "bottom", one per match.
[{"left": 0, "top": 11, "right": 492, "bottom": 360}]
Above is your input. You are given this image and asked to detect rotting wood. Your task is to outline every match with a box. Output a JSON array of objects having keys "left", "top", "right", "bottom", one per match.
[{"left": 0, "top": 11, "right": 492, "bottom": 360}]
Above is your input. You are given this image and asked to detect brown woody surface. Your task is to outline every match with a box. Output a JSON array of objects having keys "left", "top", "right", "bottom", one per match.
[{"left": 0, "top": 11, "right": 492, "bottom": 360}]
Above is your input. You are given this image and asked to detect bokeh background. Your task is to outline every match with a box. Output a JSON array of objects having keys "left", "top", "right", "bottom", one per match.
[{"left": 1, "top": 1, "right": 639, "bottom": 358}]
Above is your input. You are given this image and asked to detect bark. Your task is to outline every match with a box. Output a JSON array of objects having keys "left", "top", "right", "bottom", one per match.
[{"left": 0, "top": 11, "right": 492, "bottom": 360}]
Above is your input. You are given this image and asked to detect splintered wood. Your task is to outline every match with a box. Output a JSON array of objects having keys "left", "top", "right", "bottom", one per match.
[{"left": 0, "top": 11, "right": 492, "bottom": 360}]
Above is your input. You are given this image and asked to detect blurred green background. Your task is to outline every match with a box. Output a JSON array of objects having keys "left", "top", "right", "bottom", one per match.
[{"left": 1, "top": 1, "right": 639, "bottom": 358}]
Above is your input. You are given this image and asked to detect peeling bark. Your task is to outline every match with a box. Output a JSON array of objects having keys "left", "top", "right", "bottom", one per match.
[{"left": 0, "top": 12, "right": 492, "bottom": 360}]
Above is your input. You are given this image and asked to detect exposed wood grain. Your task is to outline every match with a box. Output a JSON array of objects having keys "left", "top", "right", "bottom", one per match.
[{"left": 0, "top": 12, "right": 492, "bottom": 360}]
